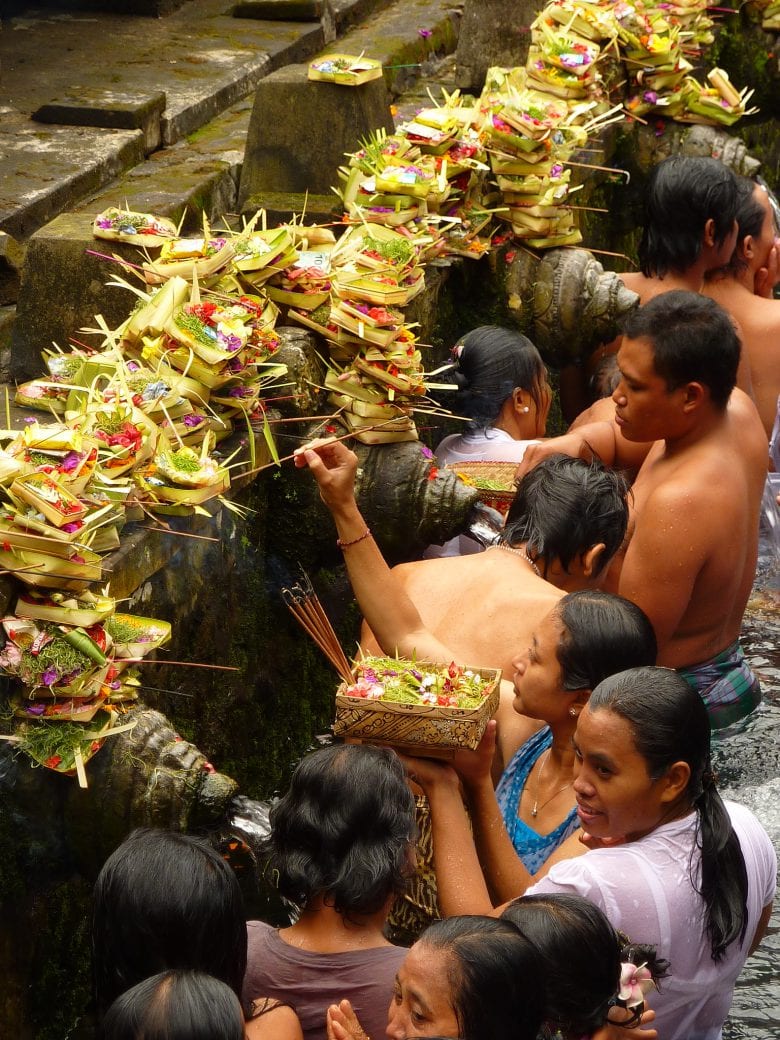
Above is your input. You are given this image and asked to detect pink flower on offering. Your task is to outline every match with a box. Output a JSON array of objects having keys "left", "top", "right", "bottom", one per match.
[
  {"left": 41, "top": 666, "right": 59, "bottom": 686},
  {"left": 618, "top": 963, "right": 654, "bottom": 1008},
  {"left": 60, "top": 451, "right": 83, "bottom": 473},
  {"left": 418, "top": 28, "right": 432, "bottom": 38},
  {"left": 0, "top": 642, "right": 23, "bottom": 668}
]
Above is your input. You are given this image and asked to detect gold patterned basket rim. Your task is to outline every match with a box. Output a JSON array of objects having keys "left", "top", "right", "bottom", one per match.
[
  {"left": 445, "top": 461, "right": 519, "bottom": 514},
  {"left": 333, "top": 663, "right": 501, "bottom": 759}
]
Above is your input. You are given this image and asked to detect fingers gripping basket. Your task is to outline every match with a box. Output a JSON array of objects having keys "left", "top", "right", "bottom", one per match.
[{"left": 334, "top": 664, "right": 501, "bottom": 759}]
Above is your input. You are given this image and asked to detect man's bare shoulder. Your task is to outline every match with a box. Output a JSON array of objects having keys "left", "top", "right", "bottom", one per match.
[
  {"left": 638, "top": 435, "right": 753, "bottom": 529},
  {"left": 619, "top": 271, "right": 667, "bottom": 303},
  {"left": 392, "top": 553, "right": 561, "bottom": 600}
]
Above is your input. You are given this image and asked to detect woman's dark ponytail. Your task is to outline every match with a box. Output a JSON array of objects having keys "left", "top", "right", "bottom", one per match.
[
  {"left": 589, "top": 667, "right": 749, "bottom": 963},
  {"left": 694, "top": 781, "right": 749, "bottom": 960}
]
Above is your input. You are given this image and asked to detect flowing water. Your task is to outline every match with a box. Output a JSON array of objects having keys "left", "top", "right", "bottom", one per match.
[{"left": 719, "top": 520, "right": 780, "bottom": 1038}]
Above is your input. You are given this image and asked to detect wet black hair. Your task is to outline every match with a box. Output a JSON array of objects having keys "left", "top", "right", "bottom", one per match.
[
  {"left": 589, "top": 354, "right": 621, "bottom": 399},
  {"left": 100, "top": 970, "right": 245, "bottom": 1040},
  {"left": 416, "top": 916, "right": 544, "bottom": 1040},
  {"left": 502, "top": 894, "right": 668, "bottom": 1038},
  {"left": 589, "top": 666, "right": 749, "bottom": 962},
  {"left": 555, "top": 590, "right": 657, "bottom": 692},
  {"left": 501, "top": 454, "right": 629, "bottom": 578},
  {"left": 92, "top": 829, "right": 247, "bottom": 1017},
  {"left": 638, "top": 156, "right": 737, "bottom": 278},
  {"left": 260, "top": 743, "right": 416, "bottom": 917},
  {"left": 449, "top": 325, "right": 547, "bottom": 430},
  {"left": 622, "top": 290, "right": 739, "bottom": 409},
  {"left": 723, "top": 177, "right": 768, "bottom": 277}
]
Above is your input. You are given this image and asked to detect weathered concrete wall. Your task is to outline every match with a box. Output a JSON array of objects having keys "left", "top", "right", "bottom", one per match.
[
  {"left": 455, "top": 0, "right": 538, "bottom": 91},
  {"left": 239, "top": 64, "right": 394, "bottom": 203}
]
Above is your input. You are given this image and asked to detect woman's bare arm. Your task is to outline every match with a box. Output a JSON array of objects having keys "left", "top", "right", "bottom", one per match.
[{"left": 294, "top": 439, "right": 453, "bottom": 663}]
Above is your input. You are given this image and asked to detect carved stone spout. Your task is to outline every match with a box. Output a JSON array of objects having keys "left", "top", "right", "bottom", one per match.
[
  {"left": 61, "top": 707, "right": 238, "bottom": 874},
  {"left": 631, "top": 122, "right": 762, "bottom": 177},
  {"left": 504, "top": 248, "right": 639, "bottom": 367},
  {"left": 354, "top": 442, "right": 480, "bottom": 562}
]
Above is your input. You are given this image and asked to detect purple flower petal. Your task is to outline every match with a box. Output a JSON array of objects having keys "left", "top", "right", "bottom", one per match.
[{"left": 60, "top": 451, "right": 83, "bottom": 473}]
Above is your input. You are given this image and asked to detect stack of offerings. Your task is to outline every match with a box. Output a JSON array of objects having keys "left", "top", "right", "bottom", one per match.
[
  {"left": 0, "top": 422, "right": 130, "bottom": 588},
  {"left": 526, "top": 15, "right": 605, "bottom": 100},
  {"left": 674, "top": 67, "right": 757, "bottom": 127},
  {"left": 338, "top": 129, "right": 443, "bottom": 227},
  {"left": 482, "top": 72, "right": 588, "bottom": 248},
  {"left": 0, "top": 593, "right": 170, "bottom": 786},
  {"left": 322, "top": 223, "right": 431, "bottom": 444},
  {"left": 394, "top": 94, "right": 494, "bottom": 259},
  {"left": 615, "top": 1, "right": 753, "bottom": 123}
]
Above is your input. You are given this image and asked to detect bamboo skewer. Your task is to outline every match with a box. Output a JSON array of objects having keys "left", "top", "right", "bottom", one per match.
[
  {"left": 282, "top": 573, "right": 353, "bottom": 683},
  {"left": 239, "top": 419, "right": 403, "bottom": 480},
  {"left": 120, "top": 658, "right": 240, "bottom": 671},
  {"left": 139, "top": 526, "right": 221, "bottom": 542}
]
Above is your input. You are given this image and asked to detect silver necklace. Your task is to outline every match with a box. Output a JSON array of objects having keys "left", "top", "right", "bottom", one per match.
[
  {"left": 531, "top": 748, "right": 573, "bottom": 818},
  {"left": 488, "top": 543, "right": 541, "bottom": 578}
]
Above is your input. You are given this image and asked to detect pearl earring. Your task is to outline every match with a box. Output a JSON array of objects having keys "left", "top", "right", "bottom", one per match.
[{"left": 522, "top": 406, "right": 530, "bottom": 413}]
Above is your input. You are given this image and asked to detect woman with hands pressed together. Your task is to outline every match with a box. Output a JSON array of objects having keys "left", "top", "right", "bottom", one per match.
[{"left": 326, "top": 916, "right": 544, "bottom": 1040}]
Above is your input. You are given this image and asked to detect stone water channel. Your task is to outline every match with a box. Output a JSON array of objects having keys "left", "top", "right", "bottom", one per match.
[{"left": 1, "top": 1, "right": 780, "bottom": 1037}]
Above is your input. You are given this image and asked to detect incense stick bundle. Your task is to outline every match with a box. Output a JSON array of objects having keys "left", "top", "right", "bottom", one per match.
[{"left": 281, "top": 573, "right": 353, "bottom": 682}]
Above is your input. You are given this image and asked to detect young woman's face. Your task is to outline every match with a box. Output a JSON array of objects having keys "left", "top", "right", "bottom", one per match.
[
  {"left": 572, "top": 705, "right": 673, "bottom": 841},
  {"left": 386, "top": 942, "right": 460, "bottom": 1040},
  {"left": 511, "top": 610, "right": 567, "bottom": 720}
]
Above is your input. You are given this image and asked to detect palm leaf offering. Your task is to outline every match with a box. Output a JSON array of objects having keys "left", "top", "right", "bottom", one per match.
[{"left": 0, "top": 604, "right": 162, "bottom": 786}]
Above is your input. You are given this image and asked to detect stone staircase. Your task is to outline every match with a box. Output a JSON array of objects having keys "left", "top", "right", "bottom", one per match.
[{"left": 0, "top": 0, "right": 463, "bottom": 377}]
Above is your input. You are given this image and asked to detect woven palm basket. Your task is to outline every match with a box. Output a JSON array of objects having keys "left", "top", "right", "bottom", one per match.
[
  {"left": 334, "top": 665, "right": 501, "bottom": 760},
  {"left": 445, "top": 461, "right": 519, "bottom": 516}
]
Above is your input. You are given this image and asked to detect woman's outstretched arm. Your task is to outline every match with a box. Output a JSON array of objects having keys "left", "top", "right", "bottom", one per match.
[{"left": 294, "top": 438, "right": 452, "bottom": 663}]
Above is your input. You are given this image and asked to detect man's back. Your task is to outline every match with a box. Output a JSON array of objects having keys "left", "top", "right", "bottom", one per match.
[
  {"left": 705, "top": 279, "right": 780, "bottom": 439},
  {"left": 361, "top": 550, "right": 562, "bottom": 683}
]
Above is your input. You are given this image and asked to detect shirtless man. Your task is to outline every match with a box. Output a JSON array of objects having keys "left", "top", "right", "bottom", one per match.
[
  {"left": 360, "top": 454, "right": 629, "bottom": 683},
  {"left": 704, "top": 176, "right": 780, "bottom": 441},
  {"left": 620, "top": 154, "right": 739, "bottom": 302},
  {"left": 570, "top": 156, "right": 747, "bottom": 421},
  {"left": 517, "top": 290, "right": 767, "bottom": 728}
]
